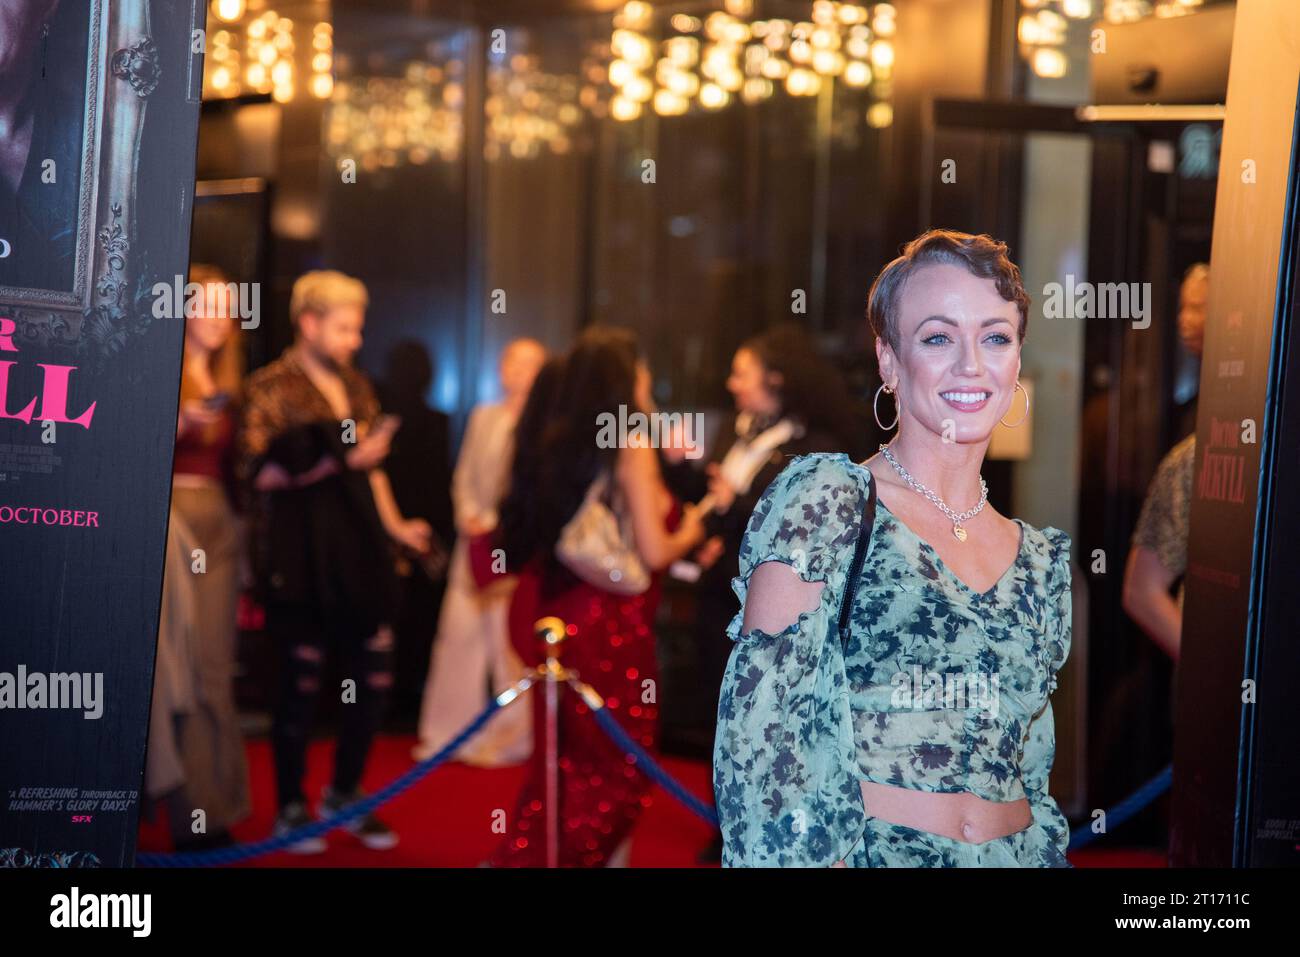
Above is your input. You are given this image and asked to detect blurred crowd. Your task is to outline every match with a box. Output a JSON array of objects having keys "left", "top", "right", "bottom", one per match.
[{"left": 145, "top": 265, "right": 872, "bottom": 865}]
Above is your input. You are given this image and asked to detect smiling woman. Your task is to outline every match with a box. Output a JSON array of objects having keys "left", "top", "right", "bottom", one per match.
[{"left": 713, "top": 229, "right": 1074, "bottom": 868}]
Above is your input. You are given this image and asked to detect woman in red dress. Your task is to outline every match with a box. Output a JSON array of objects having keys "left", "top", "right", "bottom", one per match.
[{"left": 487, "top": 328, "right": 705, "bottom": 867}]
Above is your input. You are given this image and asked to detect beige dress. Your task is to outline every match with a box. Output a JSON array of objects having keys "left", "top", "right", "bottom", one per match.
[
  {"left": 146, "top": 479, "right": 251, "bottom": 836},
  {"left": 414, "top": 402, "right": 532, "bottom": 765}
]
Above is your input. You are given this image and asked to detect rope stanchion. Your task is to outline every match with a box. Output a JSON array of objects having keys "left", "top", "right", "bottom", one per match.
[
  {"left": 136, "top": 679, "right": 535, "bottom": 868},
  {"left": 580, "top": 689, "right": 720, "bottom": 826},
  {"left": 136, "top": 606, "right": 1173, "bottom": 866},
  {"left": 582, "top": 695, "right": 1175, "bottom": 852},
  {"left": 1066, "top": 763, "right": 1172, "bottom": 851}
]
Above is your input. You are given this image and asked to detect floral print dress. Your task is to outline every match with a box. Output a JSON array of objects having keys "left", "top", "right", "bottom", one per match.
[{"left": 713, "top": 453, "right": 1073, "bottom": 867}]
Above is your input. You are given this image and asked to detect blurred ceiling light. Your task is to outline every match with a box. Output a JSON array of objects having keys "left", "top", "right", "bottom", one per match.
[
  {"left": 866, "top": 100, "right": 892, "bottom": 127},
  {"left": 624, "top": 73, "right": 654, "bottom": 102},
  {"left": 666, "top": 36, "right": 699, "bottom": 66},
  {"left": 869, "top": 40, "right": 894, "bottom": 69},
  {"left": 212, "top": 0, "right": 245, "bottom": 23},
  {"left": 618, "top": 1, "right": 654, "bottom": 31},
  {"left": 609, "top": 58, "right": 633, "bottom": 86},
  {"left": 812, "top": 50, "right": 845, "bottom": 75},
  {"left": 718, "top": 67, "right": 744, "bottom": 91},
  {"left": 611, "top": 94, "right": 642, "bottom": 120},
  {"left": 653, "top": 88, "right": 689, "bottom": 115},
  {"left": 1061, "top": 0, "right": 1093, "bottom": 16},
  {"left": 589, "top": 1, "right": 896, "bottom": 128},
  {"left": 698, "top": 82, "right": 729, "bottom": 109},
  {"left": 811, "top": 27, "right": 840, "bottom": 49},
  {"left": 785, "top": 67, "right": 821, "bottom": 96},
  {"left": 741, "top": 76, "right": 774, "bottom": 102},
  {"left": 843, "top": 59, "right": 872, "bottom": 86},
  {"left": 1036, "top": 9, "right": 1068, "bottom": 40},
  {"left": 666, "top": 68, "right": 699, "bottom": 96},
  {"left": 1031, "top": 46, "right": 1068, "bottom": 77}
]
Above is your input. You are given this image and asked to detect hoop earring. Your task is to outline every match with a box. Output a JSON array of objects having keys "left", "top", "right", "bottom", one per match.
[
  {"left": 873, "top": 383, "right": 899, "bottom": 431},
  {"left": 1000, "top": 381, "right": 1029, "bottom": 428}
]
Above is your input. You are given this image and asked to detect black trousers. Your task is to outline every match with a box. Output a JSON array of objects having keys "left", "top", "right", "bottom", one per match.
[{"left": 267, "top": 602, "right": 394, "bottom": 811}]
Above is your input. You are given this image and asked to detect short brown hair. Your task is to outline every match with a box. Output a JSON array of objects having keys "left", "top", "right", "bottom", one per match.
[{"left": 866, "top": 229, "right": 1030, "bottom": 353}]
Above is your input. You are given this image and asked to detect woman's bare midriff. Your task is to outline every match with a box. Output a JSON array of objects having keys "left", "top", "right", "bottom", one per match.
[{"left": 831, "top": 781, "right": 1032, "bottom": 866}]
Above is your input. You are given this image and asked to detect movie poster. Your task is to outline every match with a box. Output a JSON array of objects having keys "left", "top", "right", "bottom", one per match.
[{"left": 0, "top": 0, "right": 204, "bottom": 866}]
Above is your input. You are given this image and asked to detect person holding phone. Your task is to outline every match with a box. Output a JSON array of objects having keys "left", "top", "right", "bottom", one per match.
[
  {"left": 238, "top": 269, "right": 431, "bottom": 853},
  {"left": 146, "top": 263, "right": 252, "bottom": 852}
]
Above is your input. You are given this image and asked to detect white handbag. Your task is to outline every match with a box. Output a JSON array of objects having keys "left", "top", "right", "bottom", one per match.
[{"left": 555, "top": 471, "right": 651, "bottom": 595}]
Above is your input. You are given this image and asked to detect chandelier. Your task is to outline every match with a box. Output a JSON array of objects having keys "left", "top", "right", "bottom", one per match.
[
  {"left": 202, "top": 1, "right": 333, "bottom": 103},
  {"left": 204, "top": 1, "right": 902, "bottom": 168},
  {"left": 1103, "top": 0, "right": 1207, "bottom": 22},
  {"left": 326, "top": 60, "right": 467, "bottom": 170},
  {"left": 602, "top": 1, "right": 896, "bottom": 127},
  {"left": 1020, "top": 0, "right": 1210, "bottom": 81}
]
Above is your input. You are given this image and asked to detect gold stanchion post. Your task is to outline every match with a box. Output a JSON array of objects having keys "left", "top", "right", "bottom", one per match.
[{"left": 534, "top": 616, "right": 568, "bottom": 869}]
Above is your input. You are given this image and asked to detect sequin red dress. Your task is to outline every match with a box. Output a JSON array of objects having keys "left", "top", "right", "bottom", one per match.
[{"left": 488, "top": 504, "right": 678, "bottom": 867}]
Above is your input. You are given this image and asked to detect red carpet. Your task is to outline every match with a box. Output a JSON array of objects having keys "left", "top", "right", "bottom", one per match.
[{"left": 137, "top": 734, "right": 1165, "bottom": 867}]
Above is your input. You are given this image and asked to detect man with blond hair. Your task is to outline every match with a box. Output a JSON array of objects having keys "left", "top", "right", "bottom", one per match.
[{"left": 239, "top": 269, "right": 431, "bottom": 852}]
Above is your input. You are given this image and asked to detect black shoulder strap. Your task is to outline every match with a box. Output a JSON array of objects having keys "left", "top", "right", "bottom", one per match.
[{"left": 836, "top": 470, "right": 877, "bottom": 648}]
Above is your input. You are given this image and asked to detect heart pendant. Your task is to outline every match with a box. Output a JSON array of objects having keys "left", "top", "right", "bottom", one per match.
[{"left": 953, "top": 524, "right": 968, "bottom": 542}]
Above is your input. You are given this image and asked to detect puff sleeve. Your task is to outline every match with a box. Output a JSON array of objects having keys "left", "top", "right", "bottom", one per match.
[
  {"left": 712, "top": 453, "right": 873, "bottom": 867},
  {"left": 1020, "top": 527, "right": 1073, "bottom": 866}
]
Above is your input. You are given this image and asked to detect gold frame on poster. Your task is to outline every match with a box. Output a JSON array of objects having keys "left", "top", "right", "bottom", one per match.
[{"left": 1, "top": 0, "right": 158, "bottom": 357}]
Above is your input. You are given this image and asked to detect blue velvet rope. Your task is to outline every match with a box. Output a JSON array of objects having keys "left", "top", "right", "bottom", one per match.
[
  {"left": 1066, "top": 764, "right": 1172, "bottom": 851},
  {"left": 136, "top": 673, "right": 1171, "bottom": 865},
  {"left": 135, "top": 697, "right": 504, "bottom": 867},
  {"left": 584, "top": 704, "right": 720, "bottom": 826}
]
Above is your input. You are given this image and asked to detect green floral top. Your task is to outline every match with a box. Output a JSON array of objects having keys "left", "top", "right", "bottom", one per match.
[{"left": 713, "top": 453, "right": 1072, "bottom": 867}]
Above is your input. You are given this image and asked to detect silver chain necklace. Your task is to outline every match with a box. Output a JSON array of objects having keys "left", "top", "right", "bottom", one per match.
[{"left": 878, "top": 443, "right": 988, "bottom": 542}]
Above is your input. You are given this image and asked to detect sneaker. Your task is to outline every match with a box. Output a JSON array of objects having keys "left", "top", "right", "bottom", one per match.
[
  {"left": 271, "top": 801, "right": 327, "bottom": 855},
  {"left": 320, "top": 787, "right": 399, "bottom": 851}
]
